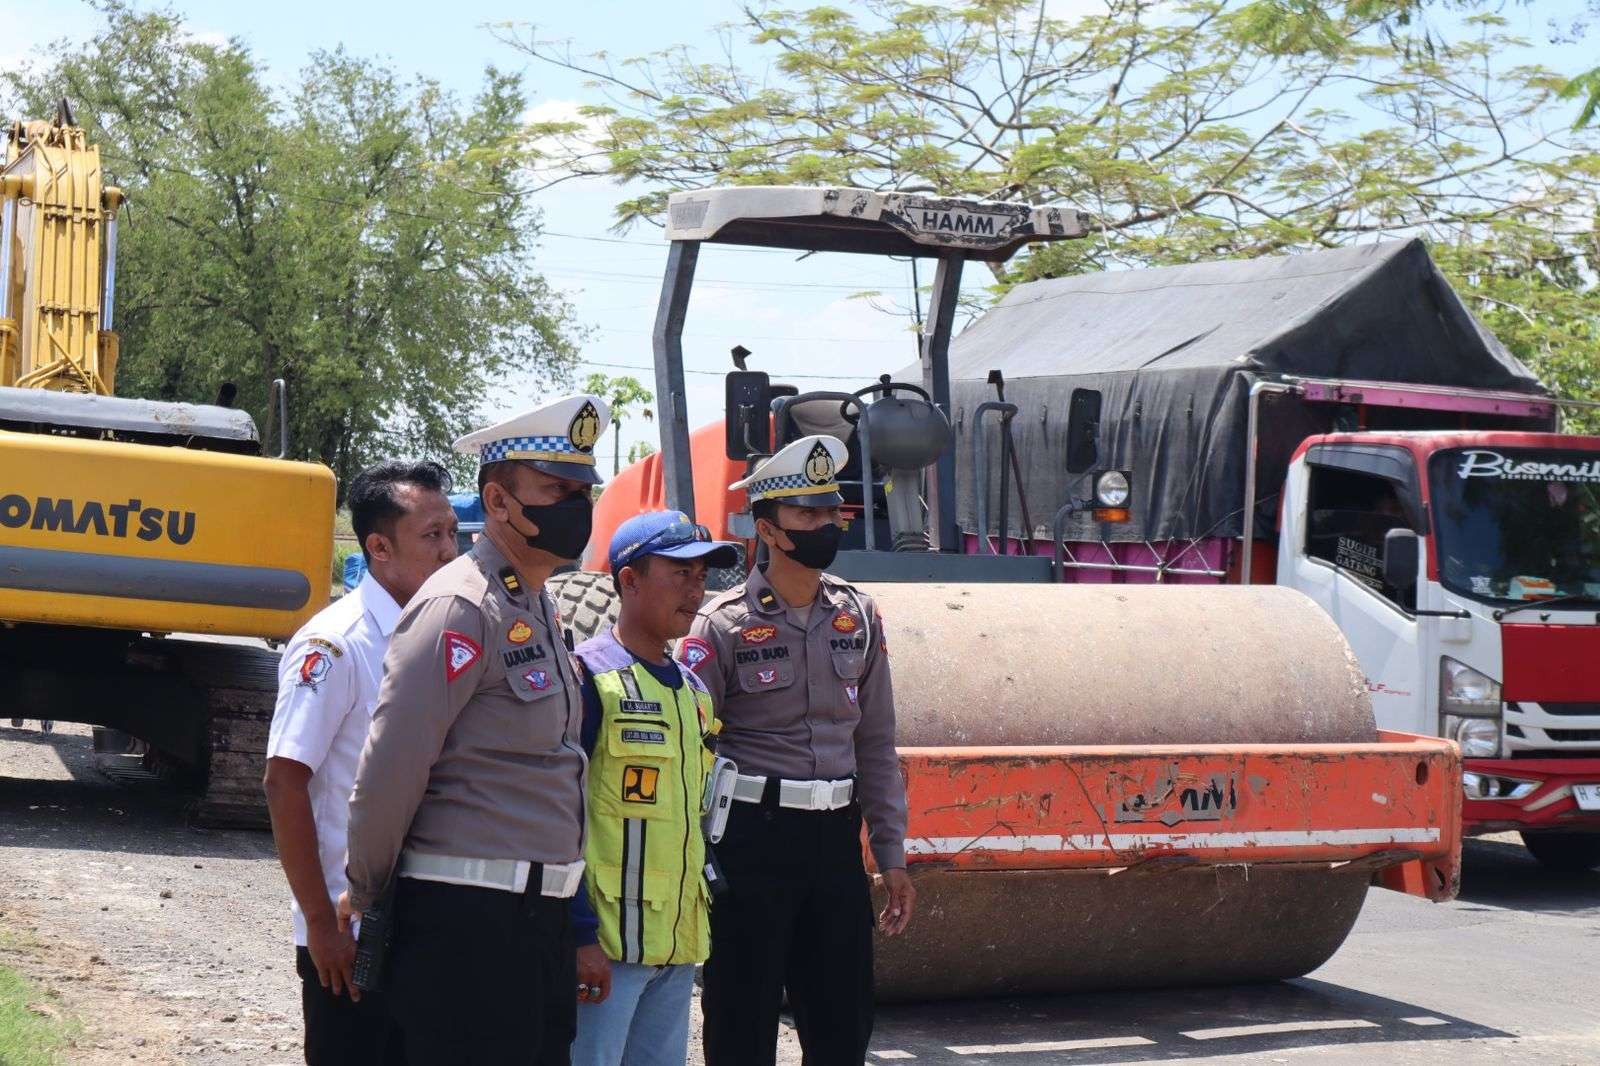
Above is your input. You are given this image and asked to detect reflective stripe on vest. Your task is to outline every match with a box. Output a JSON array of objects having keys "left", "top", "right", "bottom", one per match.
[{"left": 583, "top": 659, "right": 715, "bottom": 966}]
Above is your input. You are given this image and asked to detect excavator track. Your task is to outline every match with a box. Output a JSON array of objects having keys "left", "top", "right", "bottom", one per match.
[{"left": 172, "top": 639, "right": 281, "bottom": 828}]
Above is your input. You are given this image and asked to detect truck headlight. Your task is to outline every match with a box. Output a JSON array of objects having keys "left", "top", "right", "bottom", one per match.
[
  {"left": 1440, "top": 657, "right": 1500, "bottom": 715},
  {"left": 1094, "top": 470, "right": 1131, "bottom": 508},
  {"left": 1443, "top": 715, "right": 1501, "bottom": 758}
]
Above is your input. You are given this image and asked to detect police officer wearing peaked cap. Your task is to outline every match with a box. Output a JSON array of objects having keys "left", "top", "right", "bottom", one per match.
[
  {"left": 341, "top": 393, "right": 611, "bottom": 1066},
  {"left": 685, "top": 434, "right": 914, "bottom": 1066}
]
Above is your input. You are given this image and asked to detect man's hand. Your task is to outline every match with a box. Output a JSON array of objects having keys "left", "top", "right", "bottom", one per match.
[
  {"left": 307, "top": 910, "right": 358, "bottom": 1000},
  {"left": 576, "top": 943, "right": 612, "bottom": 1005},
  {"left": 877, "top": 868, "right": 916, "bottom": 936}
]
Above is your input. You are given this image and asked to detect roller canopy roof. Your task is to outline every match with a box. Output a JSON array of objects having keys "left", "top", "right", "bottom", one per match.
[
  {"left": 664, "top": 186, "right": 1091, "bottom": 261},
  {"left": 929, "top": 238, "right": 1548, "bottom": 542}
]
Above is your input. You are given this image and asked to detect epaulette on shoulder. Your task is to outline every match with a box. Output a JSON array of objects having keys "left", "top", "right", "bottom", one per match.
[
  {"left": 820, "top": 572, "right": 860, "bottom": 594},
  {"left": 701, "top": 583, "right": 749, "bottom": 615}
]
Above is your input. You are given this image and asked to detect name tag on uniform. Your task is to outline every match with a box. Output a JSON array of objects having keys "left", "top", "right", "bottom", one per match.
[
  {"left": 621, "top": 728, "right": 667, "bottom": 744},
  {"left": 618, "top": 699, "right": 662, "bottom": 715}
]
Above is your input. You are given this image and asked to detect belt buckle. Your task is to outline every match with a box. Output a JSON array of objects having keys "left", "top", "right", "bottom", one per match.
[{"left": 809, "top": 779, "right": 837, "bottom": 810}]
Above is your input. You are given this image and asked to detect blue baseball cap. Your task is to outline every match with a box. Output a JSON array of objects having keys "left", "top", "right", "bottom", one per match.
[{"left": 609, "top": 510, "right": 740, "bottom": 573}]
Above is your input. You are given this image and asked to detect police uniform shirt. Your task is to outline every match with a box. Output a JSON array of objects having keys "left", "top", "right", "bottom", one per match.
[
  {"left": 267, "top": 572, "right": 403, "bottom": 946},
  {"left": 345, "top": 536, "right": 587, "bottom": 912},
  {"left": 684, "top": 565, "right": 908, "bottom": 870}
]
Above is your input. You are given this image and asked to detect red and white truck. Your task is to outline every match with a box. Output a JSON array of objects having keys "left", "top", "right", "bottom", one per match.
[{"left": 942, "top": 240, "right": 1600, "bottom": 870}]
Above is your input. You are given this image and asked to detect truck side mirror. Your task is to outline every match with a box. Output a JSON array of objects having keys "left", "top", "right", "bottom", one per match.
[
  {"left": 1065, "top": 388, "right": 1102, "bottom": 474},
  {"left": 725, "top": 371, "right": 771, "bottom": 460},
  {"left": 1383, "top": 528, "right": 1419, "bottom": 591}
]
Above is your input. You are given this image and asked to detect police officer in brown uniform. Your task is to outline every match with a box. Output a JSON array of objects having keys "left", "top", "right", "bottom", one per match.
[
  {"left": 684, "top": 434, "right": 915, "bottom": 1066},
  {"left": 341, "top": 394, "right": 610, "bottom": 1065}
]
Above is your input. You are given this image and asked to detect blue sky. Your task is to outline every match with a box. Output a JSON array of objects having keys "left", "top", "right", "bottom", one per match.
[{"left": 5, "top": 0, "right": 1595, "bottom": 468}]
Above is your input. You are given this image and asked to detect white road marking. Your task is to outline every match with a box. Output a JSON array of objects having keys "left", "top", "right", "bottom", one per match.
[
  {"left": 1180, "top": 1019, "right": 1379, "bottom": 1041},
  {"left": 1402, "top": 1016, "right": 1450, "bottom": 1026},
  {"left": 873, "top": 1053, "right": 918, "bottom": 1061},
  {"left": 948, "top": 1036, "right": 1156, "bottom": 1055},
  {"left": 906, "top": 827, "right": 1440, "bottom": 856}
]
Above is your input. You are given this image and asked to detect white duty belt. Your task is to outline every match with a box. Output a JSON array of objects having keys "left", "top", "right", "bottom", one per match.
[
  {"left": 397, "top": 851, "right": 586, "bottom": 898},
  {"left": 731, "top": 774, "right": 854, "bottom": 811}
]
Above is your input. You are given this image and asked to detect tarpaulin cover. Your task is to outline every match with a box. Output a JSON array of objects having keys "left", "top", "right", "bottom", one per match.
[{"left": 933, "top": 239, "right": 1546, "bottom": 542}]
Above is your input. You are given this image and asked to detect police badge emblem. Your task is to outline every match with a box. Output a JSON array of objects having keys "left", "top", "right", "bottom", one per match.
[
  {"left": 568, "top": 400, "right": 602, "bottom": 453},
  {"left": 804, "top": 440, "right": 835, "bottom": 485}
]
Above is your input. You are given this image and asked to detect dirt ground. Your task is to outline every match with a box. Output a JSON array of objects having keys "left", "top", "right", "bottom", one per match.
[{"left": 0, "top": 722, "right": 802, "bottom": 1065}]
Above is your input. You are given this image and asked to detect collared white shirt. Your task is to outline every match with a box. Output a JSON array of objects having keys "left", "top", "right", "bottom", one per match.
[{"left": 267, "top": 572, "right": 402, "bottom": 946}]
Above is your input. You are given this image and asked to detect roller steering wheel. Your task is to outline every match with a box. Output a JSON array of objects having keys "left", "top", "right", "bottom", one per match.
[{"left": 839, "top": 379, "right": 933, "bottom": 425}]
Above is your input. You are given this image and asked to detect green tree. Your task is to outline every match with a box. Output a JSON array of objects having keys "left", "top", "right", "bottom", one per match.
[
  {"left": 5, "top": 3, "right": 580, "bottom": 493},
  {"left": 506, "top": 1, "right": 1600, "bottom": 423},
  {"left": 583, "top": 372, "right": 654, "bottom": 475},
  {"left": 627, "top": 439, "right": 658, "bottom": 466}
]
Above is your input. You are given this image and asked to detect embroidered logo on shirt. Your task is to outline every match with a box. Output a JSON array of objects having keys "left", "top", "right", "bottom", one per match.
[
  {"left": 741, "top": 625, "right": 778, "bottom": 645},
  {"left": 507, "top": 619, "right": 533, "bottom": 645},
  {"left": 297, "top": 650, "right": 331, "bottom": 689},
  {"left": 756, "top": 668, "right": 778, "bottom": 685},
  {"left": 621, "top": 728, "right": 667, "bottom": 744},
  {"left": 305, "top": 636, "right": 343, "bottom": 658},
  {"left": 846, "top": 684, "right": 859, "bottom": 705},
  {"left": 523, "top": 668, "right": 551, "bottom": 690},
  {"left": 444, "top": 631, "right": 482, "bottom": 681},
  {"left": 831, "top": 612, "right": 858, "bottom": 634},
  {"left": 679, "top": 637, "right": 713, "bottom": 673},
  {"left": 622, "top": 765, "right": 659, "bottom": 804}
]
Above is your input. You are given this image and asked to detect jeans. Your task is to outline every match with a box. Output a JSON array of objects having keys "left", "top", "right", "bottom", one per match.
[{"left": 571, "top": 961, "right": 695, "bottom": 1066}]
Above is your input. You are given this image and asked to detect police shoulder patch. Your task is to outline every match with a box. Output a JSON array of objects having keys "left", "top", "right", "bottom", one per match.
[
  {"left": 443, "top": 630, "right": 483, "bottom": 681},
  {"left": 297, "top": 649, "right": 332, "bottom": 689},
  {"left": 679, "top": 636, "right": 713, "bottom": 673}
]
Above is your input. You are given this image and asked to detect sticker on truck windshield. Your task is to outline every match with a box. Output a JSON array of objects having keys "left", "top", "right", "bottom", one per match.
[{"left": 1456, "top": 450, "right": 1600, "bottom": 482}]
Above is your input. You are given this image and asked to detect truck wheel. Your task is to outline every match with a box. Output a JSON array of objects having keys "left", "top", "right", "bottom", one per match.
[
  {"left": 546, "top": 570, "right": 622, "bottom": 644},
  {"left": 1520, "top": 830, "right": 1600, "bottom": 873}
]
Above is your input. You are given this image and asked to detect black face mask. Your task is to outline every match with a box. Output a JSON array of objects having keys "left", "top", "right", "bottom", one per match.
[
  {"left": 509, "top": 491, "right": 593, "bottom": 561},
  {"left": 775, "top": 522, "right": 843, "bottom": 571}
]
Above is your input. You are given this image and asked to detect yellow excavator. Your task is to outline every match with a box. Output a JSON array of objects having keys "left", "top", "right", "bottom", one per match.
[{"left": 0, "top": 101, "right": 333, "bottom": 823}]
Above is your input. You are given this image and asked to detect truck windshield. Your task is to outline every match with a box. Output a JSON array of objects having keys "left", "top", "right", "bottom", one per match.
[{"left": 1429, "top": 447, "right": 1600, "bottom": 604}]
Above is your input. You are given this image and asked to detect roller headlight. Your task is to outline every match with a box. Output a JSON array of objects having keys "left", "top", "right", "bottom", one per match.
[{"left": 1094, "top": 470, "right": 1131, "bottom": 508}]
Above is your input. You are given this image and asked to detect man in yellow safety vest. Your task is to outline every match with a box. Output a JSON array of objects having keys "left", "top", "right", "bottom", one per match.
[{"left": 569, "top": 510, "right": 739, "bottom": 1066}]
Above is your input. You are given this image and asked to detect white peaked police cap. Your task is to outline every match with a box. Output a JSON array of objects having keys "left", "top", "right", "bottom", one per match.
[
  {"left": 730, "top": 434, "right": 848, "bottom": 507},
  {"left": 452, "top": 394, "right": 612, "bottom": 486}
]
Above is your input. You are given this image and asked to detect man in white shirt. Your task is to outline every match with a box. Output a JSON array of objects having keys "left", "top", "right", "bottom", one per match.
[{"left": 265, "top": 460, "right": 458, "bottom": 1066}]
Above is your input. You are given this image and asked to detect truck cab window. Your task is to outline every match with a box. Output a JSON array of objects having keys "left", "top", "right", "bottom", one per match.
[{"left": 1305, "top": 466, "right": 1416, "bottom": 610}]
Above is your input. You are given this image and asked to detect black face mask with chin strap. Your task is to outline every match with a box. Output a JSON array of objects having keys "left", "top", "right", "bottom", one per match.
[
  {"left": 774, "top": 521, "right": 843, "bottom": 571},
  {"left": 507, "top": 491, "right": 594, "bottom": 561}
]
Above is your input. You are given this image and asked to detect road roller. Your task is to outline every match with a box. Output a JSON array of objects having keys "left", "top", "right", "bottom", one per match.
[{"left": 558, "top": 186, "right": 1461, "bottom": 1001}]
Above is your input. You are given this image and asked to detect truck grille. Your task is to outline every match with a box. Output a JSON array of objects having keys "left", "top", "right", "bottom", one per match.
[
  {"left": 1546, "top": 729, "right": 1600, "bottom": 742},
  {"left": 1514, "top": 701, "right": 1600, "bottom": 717}
]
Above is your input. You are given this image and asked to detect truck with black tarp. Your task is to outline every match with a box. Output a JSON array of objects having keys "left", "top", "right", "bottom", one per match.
[{"left": 939, "top": 238, "right": 1600, "bottom": 870}]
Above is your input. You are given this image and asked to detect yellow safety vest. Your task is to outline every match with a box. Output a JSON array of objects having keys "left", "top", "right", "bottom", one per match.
[{"left": 580, "top": 644, "right": 715, "bottom": 966}]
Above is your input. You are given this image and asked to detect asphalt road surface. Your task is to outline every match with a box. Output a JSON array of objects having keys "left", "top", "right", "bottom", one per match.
[{"left": 1, "top": 722, "right": 1596, "bottom": 1065}]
